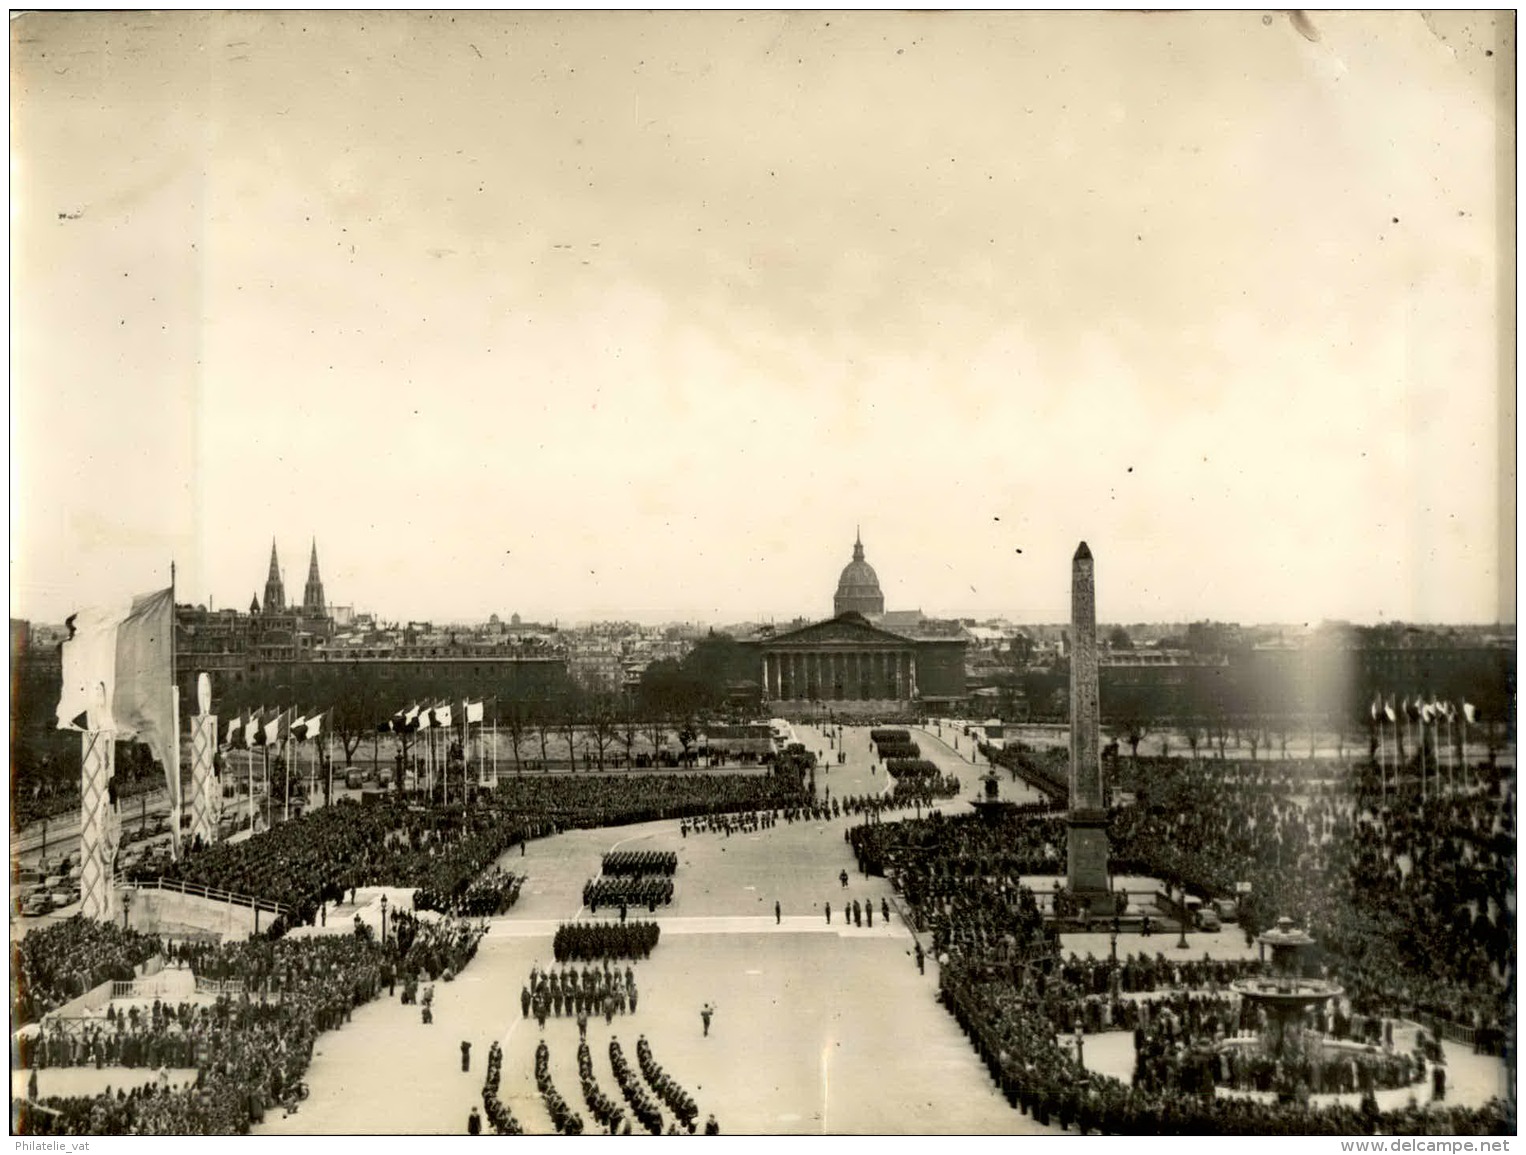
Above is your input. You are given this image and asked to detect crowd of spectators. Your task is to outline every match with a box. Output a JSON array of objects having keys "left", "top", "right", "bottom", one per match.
[
  {"left": 940, "top": 955, "right": 1510, "bottom": 1136},
  {"left": 19, "top": 935, "right": 387, "bottom": 1135},
  {"left": 1109, "top": 759, "right": 1515, "bottom": 1039},
  {"left": 852, "top": 765, "right": 1513, "bottom": 1135},
  {"left": 134, "top": 799, "right": 540, "bottom": 933},
  {"left": 14, "top": 917, "right": 163, "bottom": 1024},
  {"left": 552, "top": 921, "right": 660, "bottom": 963}
]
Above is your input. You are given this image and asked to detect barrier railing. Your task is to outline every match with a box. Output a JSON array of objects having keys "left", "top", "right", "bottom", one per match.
[{"left": 126, "top": 876, "right": 287, "bottom": 918}]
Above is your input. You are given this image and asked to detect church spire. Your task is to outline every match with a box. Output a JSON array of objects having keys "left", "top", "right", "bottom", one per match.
[
  {"left": 302, "top": 538, "right": 326, "bottom": 615},
  {"left": 262, "top": 539, "right": 286, "bottom": 614},
  {"left": 852, "top": 526, "right": 864, "bottom": 562}
]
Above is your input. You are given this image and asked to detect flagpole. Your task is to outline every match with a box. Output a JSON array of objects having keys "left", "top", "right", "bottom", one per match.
[{"left": 170, "top": 560, "right": 180, "bottom": 862}]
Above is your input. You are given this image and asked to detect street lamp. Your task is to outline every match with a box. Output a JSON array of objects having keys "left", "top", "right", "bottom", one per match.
[
  {"left": 1178, "top": 914, "right": 1189, "bottom": 951},
  {"left": 380, "top": 893, "right": 389, "bottom": 946}
]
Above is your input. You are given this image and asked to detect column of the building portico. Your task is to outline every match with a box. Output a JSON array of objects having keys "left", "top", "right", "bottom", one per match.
[{"left": 909, "top": 652, "right": 918, "bottom": 699}]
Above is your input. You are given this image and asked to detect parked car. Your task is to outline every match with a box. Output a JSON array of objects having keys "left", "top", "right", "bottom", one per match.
[
  {"left": 23, "top": 892, "right": 53, "bottom": 917},
  {"left": 1195, "top": 908, "right": 1222, "bottom": 932},
  {"left": 1211, "top": 898, "right": 1239, "bottom": 922},
  {"left": 346, "top": 770, "right": 364, "bottom": 790}
]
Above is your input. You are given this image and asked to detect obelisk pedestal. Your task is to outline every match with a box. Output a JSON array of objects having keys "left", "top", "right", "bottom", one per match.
[{"left": 1067, "top": 541, "right": 1111, "bottom": 904}]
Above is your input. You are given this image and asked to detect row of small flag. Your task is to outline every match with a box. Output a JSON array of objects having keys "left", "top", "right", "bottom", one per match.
[
  {"left": 223, "top": 707, "right": 331, "bottom": 750},
  {"left": 1370, "top": 697, "right": 1478, "bottom": 725},
  {"left": 381, "top": 700, "right": 487, "bottom": 735}
]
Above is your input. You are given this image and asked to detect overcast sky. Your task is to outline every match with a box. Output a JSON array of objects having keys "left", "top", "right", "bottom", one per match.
[{"left": 10, "top": 11, "right": 1515, "bottom": 628}]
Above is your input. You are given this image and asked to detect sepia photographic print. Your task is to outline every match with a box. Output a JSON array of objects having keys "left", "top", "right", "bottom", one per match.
[{"left": 8, "top": 9, "right": 1518, "bottom": 1142}]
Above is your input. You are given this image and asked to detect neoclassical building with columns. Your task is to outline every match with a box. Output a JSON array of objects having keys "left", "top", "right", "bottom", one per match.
[{"left": 742, "top": 533, "right": 966, "bottom": 718}]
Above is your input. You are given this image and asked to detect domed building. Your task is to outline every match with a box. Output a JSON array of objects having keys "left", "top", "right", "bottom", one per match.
[
  {"left": 833, "top": 529, "right": 885, "bottom": 617},
  {"left": 743, "top": 528, "right": 968, "bottom": 718}
]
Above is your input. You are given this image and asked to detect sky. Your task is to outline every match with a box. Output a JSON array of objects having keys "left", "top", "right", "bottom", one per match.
[{"left": 10, "top": 11, "right": 1515, "bottom": 628}]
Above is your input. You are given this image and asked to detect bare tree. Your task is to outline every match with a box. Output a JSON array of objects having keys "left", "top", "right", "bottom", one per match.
[
  {"left": 617, "top": 698, "right": 641, "bottom": 771},
  {"left": 1183, "top": 719, "right": 1204, "bottom": 761},
  {"left": 501, "top": 697, "right": 527, "bottom": 774},
  {"left": 558, "top": 683, "right": 585, "bottom": 771},
  {"left": 644, "top": 716, "right": 668, "bottom": 768},
  {"left": 332, "top": 661, "right": 383, "bottom": 767},
  {"left": 588, "top": 692, "right": 619, "bottom": 771}
]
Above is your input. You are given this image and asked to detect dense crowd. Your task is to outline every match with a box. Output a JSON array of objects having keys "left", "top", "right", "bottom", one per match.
[
  {"left": 552, "top": 921, "right": 660, "bottom": 963},
  {"left": 1109, "top": 759, "right": 1516, "bottom": 1038},
  {"left": 15, "top": 917, "right": 164, "bottom": 1024},
  {"left": 534, "top": 1040, "right": 585, "bottom": 1134},
  {"left": 940, "top": 956, "right": 1511, "bottom": 1136},
  {"left": 853, "top": 770, "right": 1513, "bottom": 1135},
  {"left": 135, "top": 799, "right": 539, "bottom": 932},
  {"left": 20, "top": 935, "right": 388, "bottom": 1135}
]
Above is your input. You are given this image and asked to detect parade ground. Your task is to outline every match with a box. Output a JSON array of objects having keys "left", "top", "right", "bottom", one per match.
[
  {"left": 248, "top": 721, "right": 1507, "bottom": 1135},
  {"left": 256, "top": 721, "right": 1058, "bottom": 1135}
]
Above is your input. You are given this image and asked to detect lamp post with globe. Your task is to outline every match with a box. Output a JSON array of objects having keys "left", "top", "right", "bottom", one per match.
[{"left": 380, "top": 893, "right": 389, "bottom": 946}]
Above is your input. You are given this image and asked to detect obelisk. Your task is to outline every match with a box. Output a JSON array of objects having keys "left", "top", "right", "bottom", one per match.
[{"left": 1067, "top": 542, "right": 1110, "bottom": 902}]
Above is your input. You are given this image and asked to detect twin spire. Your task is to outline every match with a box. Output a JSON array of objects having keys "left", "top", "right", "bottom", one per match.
[{"left": 258, "top": 538, "right": 325, "bottom": 615}]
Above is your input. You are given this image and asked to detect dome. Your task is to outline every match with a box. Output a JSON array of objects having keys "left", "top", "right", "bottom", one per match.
[{"left": 833, "top": 530, "right": 885, "bottom": 616}]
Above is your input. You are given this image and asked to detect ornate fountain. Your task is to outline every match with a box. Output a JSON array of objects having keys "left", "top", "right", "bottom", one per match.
[{"left": 1229, "top": 916, "right": 1343, "bottom": 1062}]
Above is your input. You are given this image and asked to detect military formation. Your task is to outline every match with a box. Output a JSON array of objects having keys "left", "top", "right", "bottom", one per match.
[
  {"left": 583, "top": 874, "right": 674, "bottom": 911},
  {"left": 534, "top": 1040, "right": 585, "bottom": 1134},
  {"left": 522, "top": 963, "right": 639, "bottom": 1027},
  {"left": 599, "top": 850, "right": 678, "bottom": 877},
  {"left": 551, "top": 920, "right": 660, "bottom": 963}
]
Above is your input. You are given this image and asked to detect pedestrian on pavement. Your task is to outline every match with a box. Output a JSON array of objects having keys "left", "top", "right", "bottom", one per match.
[
  {"left": 461, "top": 1040, "right": 472, "bottom": 1072},
  {"left": 701, "top": 1003, "right": 714, "bottom": 1037},
  {"left": 915, "top": 942, "right": 925, "bottom": 974},
  {"left": 468, "top": 1106, "right": 482, "bottom": 1135},
  {"left": 775, "top": 900, "right": 782, "bottom": 925},
  {"left": 704, "top": 1114, "right": 720, "bottom": 1135},
  {"left": 866, "top": 902, "right": 873, "bottom": 928},
  {"left": 839, "top": 869, "right": 849, "bottom": 889},
  {"left": 825, "top": 902, "right": 831, "bottom": 924},
  {"left": 881, "top": 898, "right": 890, "bottom": 923}
]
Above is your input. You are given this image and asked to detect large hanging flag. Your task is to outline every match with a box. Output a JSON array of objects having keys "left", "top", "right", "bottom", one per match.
[
  {"left": 1383, "top": 698, "right": 1397, "bottom": 723},
  {"left": 434, "top": 702, "right": 453, "bottom": 730},
  {"left": 1462, "top": 701, "right": 1478, "bottom": 724},
  {"left": 466, "top": 700, "right": 485, "bottom": 725},
  {"left": 405, "top": 703, "right": 421, "bottom": 732},
  {"left": 247, "top": 707, "right": 267, "bottom": 747},
  {"left": 225, "top": 712, "right": 245, "bottom": 749},
  {"left": 55, "top": 586, "right": 175, "bottom": 767}
]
